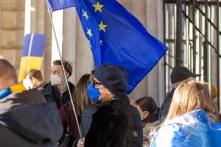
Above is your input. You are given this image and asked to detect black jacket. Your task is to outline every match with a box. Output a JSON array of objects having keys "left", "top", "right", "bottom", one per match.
[
  {"left": 159, "top": 89, "right": 175, "bottom": 120},
  {"left": 129, "top": 105, "right": 143, "bottom": 147},
  {"left": 42, "top": 82, "right": 75, "bottom": 108},
  {"left": 80, "top": 103, "right": 105, "bottom": 137},
  {"left": 85, "top": 96, "right": 135, "bottom": 147},
  {"left": 81, "top": 102, "right": 143, "bottom": 147},
  {"left": 0, "top": 89, "right": 63, "bottom": 147}
]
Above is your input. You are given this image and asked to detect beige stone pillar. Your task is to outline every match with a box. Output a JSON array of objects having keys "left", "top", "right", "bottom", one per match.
[
  {"left": 1, "top": 0, "right": 24, "bottom": 70},
  {"left": 63, "top": 8, "right": 77, "bottom": 83},
  {"left": 43, "top": 5, "right": 52, "bottom": 80},
  {"left": 0, "top": 0, "right": 2, "bottom": 55},
  {"left": 146, "top": 0, "right": 165, "bottom": 106},
  {"left": 36, "top": 0, "right": 45, "bottom": 34},
  {"left": 30, "top": 0, "right": 37, "bottom": 33}
]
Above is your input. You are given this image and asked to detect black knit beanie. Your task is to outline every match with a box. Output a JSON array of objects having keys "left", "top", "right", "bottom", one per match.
[
  {"left": 94, "top": 64, "right": 128, "bottom": 96},
  {"left": 171, "top": 66, "right": 197, "bottom": 84}
]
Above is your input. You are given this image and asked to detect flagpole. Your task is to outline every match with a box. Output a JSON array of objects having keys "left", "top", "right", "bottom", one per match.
[
  {"left": 44, "top": 0, "right": 82, "bottom": 138},
  {"left": 27, "top": 33, "right": 34, "bottom": 75}
]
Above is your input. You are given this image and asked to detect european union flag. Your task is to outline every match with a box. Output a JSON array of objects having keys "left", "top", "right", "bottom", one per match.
[
  {"left": 48, "top": 0, "right": 168, "bottom": 93},
  {"left": 18, "top": 34, "right": 46, "bottom": 81},
  {"left": 48, "top": 0, "right": 77, "bottom": 11}
]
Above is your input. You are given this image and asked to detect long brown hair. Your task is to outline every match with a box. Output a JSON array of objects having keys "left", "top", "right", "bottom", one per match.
[
  {"left": 73, "top": 74, "right": 93, "bottom": 117},
  {"left": 166, "top": 81, "right": 219, "bottom": 122}
]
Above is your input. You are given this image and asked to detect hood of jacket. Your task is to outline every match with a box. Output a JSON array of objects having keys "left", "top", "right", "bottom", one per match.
[{"left": 0, "top": 89, "right": 63, "bottom": 145}]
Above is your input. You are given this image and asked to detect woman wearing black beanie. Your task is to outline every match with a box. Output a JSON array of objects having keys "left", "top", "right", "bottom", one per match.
[{"left": 83, "top": 64, "right": 137, "bottom": 147}]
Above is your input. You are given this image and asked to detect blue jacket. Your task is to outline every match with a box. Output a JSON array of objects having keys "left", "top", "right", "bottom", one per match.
[{"left": 150, "top": 109, "right": 221, "bottom": 147}]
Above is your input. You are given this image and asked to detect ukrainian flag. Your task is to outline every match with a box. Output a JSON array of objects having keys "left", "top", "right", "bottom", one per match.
[{"left": 18, "top": 34, "right": 46, "bottom": 81}]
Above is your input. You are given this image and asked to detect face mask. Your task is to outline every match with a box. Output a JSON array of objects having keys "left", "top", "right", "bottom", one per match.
[
  {"left": 23, "top": 78, "right": 34, "bottom": 90},
  {"left": 50, "top": 74, "right": 64, "bottom": 86},
  {"left": 87, "top": 84, "right": 100, "bottom": 102}
]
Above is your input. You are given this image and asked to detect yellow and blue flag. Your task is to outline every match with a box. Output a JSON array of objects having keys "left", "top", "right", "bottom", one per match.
[
  {"left": 48, "top": 0, "right": 168, "bottom": 93},
  {"left": 18, "top": 34, "right": 46, "bottom": 81}
]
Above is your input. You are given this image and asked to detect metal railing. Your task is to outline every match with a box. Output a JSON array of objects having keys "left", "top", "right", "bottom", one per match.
[{"left": 163, "top": 0, "right": 221, "bottom": 110}]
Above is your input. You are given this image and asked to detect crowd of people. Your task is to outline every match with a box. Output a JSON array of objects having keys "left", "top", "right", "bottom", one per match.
[{"left": 0, "top": 58, "right": 221, "bottom": 147}]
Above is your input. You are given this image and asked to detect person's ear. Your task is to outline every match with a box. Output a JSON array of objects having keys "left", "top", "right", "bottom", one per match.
[
  {"left": 31, "top": 77, "right": 38, "bottom": 85},
  {"left": 65, "top": 71, "right": 70, "bottom": 78}
]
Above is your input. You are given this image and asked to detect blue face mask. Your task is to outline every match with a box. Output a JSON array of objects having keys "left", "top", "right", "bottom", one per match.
[{"left": 87, "top": 84, "right": 100, "bottom": 102}]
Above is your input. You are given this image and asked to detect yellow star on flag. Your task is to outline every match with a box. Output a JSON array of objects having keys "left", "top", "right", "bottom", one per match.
[
  {"left": 93, "top": 1, "right": 104, "bottom": 12},
  {"left": 87, "top": 29, "right": 93, "bottom": 37},
  {"left": 82, "top": 10, "right": 89, "bottom": 20},
  {"left": 99, "top": 21, "right": 107, "bottom": 32}
]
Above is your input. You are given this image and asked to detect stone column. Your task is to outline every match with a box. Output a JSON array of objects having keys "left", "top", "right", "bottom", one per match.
[
  {"left": 63, "top": 8, "right": 77, "bottom": 83},
  {"left": 0, "top": 0, "right": 2, "bottom": 56},
  {"left": 36, "top": 0, "right": 45, "bottom": 33},
  {"left": 43, "top": 5, "right": 52, "bottom": 80},
  {"left": 1, "top": 0, "right": 24, "bottom": 70},
  {"left": 146, "top": 0, "right": 165, "bottom": 106}
]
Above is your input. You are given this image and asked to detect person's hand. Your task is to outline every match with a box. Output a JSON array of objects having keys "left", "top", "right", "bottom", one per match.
[{"left": 77, "top": 138, "right": 84, "bottom": 147}]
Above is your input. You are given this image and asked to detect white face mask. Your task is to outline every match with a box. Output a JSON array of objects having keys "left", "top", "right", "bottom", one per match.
[
  {"left": 23, "top": 78, "right": 34, "bottom": 90},
  {"left": 50, "top": 74, "right": 64, "bottom": 86}
]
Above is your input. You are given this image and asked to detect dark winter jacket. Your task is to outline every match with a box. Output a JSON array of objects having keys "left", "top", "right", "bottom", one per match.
[
  {"left": 80, "top": 103, "right": 105, "bottom": 137},
  {"left": 130, "top": 105, "right": 143, "bottom": 147},
  {"left": 81, "top": 102, "right": 143, "bottom": 147},
  {"left": 85, "top": 96, "right": 135, "bottom": 147},
  {"left": 0, "top": 89, "right": 63, "bottom": 147},
  {"left": 42, "top": 82, "right": 77, "bottom": 147},
  {"left": 59, "top": 102, "right": 81, "bottom": 146},
  {"left": 158, "top": 89, "right": 175, "bottom": 120},
  {"left": 42, "top": 82, "right": 75, "bottom": 108}
]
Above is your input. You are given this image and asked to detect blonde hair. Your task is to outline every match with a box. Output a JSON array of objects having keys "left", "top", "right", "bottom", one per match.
[
  {"left": 166, "top": 81, "right": 219, "bottom": 122},
  {"left": 73, "top": 74, "right": 93, "bottom": 116}
]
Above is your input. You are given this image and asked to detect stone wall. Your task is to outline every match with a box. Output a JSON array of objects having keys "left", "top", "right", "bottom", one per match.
[{"left": 0, "top": 0, "right": 25, "bottom": 69}]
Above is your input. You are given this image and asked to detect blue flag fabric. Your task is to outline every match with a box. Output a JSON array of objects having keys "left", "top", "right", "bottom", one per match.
[
  {"left": 19, "top": 34, "right": 46, "bottom": 81},
  {"left": 48, "top": 0, "right": 77, "bottom": 11},
  {"left": 22, "top": 34, "right": 46, "bottom": 57},
  {"left": 48, "top": 0, "right": 168, "bottom": 93}
]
